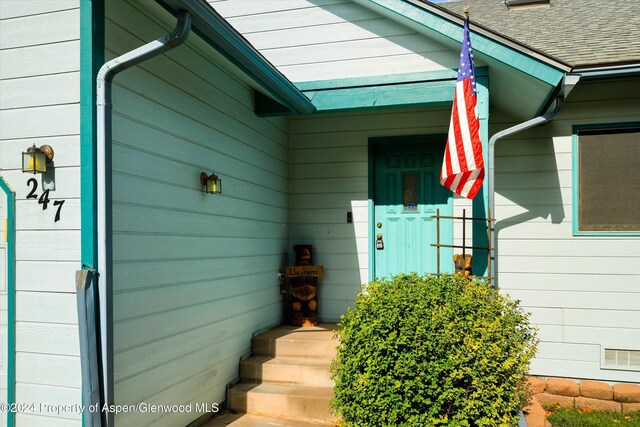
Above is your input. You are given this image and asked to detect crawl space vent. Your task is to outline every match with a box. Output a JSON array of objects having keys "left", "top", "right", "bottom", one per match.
[{"left": 603, "top": 349, "right": 640, "bottom": 371}]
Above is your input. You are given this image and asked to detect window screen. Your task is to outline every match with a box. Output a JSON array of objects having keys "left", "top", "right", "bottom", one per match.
[{"left": 578, "top": 127, "right": 640, "bottom": 232}]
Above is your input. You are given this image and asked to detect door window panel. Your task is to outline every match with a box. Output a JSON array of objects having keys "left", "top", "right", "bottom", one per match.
[{"left": 403, "top": 173, "right": 419, "bottom": 212}]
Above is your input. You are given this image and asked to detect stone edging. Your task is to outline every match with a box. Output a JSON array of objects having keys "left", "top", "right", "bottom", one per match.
[{"left": 528, "top": 376, "right": 640, "bottom": 413}]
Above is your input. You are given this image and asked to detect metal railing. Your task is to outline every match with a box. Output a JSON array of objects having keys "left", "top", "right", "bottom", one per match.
[{"left": 431, "top": 208, "right": 495, "bottom": 284}]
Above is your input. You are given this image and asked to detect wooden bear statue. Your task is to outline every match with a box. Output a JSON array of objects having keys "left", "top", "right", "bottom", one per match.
[{"left": 290, "top": 245, "right": 318, "bottom": 326}]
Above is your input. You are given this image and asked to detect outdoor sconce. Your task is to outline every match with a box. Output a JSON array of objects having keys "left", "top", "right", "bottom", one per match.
[
  {"left": 200, "top": 172, "right": 222, "bottom": 194},
  {"left": 22, "top": 144, "right": 54, "bottom": 174}
]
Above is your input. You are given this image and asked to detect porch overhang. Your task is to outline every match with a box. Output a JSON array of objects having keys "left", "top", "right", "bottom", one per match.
[{"left": 294, "top": 68, "right": 488, "bottom": 113}]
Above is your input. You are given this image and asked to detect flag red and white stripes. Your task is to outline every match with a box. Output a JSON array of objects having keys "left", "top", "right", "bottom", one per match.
[{"left": 440, "top": 18, "right": 484, "bottom": 199}]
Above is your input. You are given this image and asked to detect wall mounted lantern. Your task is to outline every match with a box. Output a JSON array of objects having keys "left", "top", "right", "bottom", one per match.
[
  {"left": 200, "top": 172, "right": 222, "bottom": 194},
  {"left": 22, "top": 144, "right": 54, "bottom": 174}
]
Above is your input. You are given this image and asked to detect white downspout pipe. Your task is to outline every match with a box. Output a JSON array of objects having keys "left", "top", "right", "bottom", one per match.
[
  {"left": 96, "top": 10, "right": 191, "bottom": 426},
  {"left": 488, "top": 74, "right": 580, "bottom": 288}
]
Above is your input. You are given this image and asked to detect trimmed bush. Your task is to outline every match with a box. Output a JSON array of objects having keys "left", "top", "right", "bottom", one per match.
[{"left": 330, "top": 274, "right": 538, "bottom": 427}]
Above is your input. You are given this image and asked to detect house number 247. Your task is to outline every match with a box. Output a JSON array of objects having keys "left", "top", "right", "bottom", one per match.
[{"left": 26, "top": 178, "right": 65, "bottom": 222}]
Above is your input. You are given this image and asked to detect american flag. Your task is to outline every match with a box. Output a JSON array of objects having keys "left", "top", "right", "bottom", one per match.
[{"left": 440, "top": 18, "right": 484, "bottom": 199}]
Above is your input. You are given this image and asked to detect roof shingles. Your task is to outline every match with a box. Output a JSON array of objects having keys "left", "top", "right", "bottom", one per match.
[{"left": 434, "top": 0, "right": 640, "bottom": 67}]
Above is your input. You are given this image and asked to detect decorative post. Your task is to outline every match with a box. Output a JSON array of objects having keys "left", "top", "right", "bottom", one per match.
[{"left": 285, "top": 245, "right": 325, "bottom": 327}]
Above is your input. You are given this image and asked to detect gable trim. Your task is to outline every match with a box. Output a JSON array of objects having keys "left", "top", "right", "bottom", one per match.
[
  {"left": 156, "top": 0, "right": 315, "bottom": 115},
  {"left": 355, "top": 0, "right": 568, "bottom": 85}
]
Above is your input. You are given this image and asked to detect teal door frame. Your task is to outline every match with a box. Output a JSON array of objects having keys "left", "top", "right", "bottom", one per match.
[
  {"left": 0, "top": 175, "right": 16, "bottom": 427},
  {"left": 473, "top": 75, "right": 490, "bottom": 277}
]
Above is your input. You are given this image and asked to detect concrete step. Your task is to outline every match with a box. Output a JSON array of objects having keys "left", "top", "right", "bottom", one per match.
[
  {"left": 251, "top": 324, "right": 338, "bottom": 359},
  {"left": 227, "top": 382, "right": 338, "bottom": 424},
  {"left": 203, "top": 411, "right": 335, "bottom": 427},
  {"left": 240, "top": 355, "right": 333, "bottom": 387}
]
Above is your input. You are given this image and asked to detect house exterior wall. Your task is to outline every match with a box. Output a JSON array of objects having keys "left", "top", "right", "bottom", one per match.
[
  {"left": 291, "top": 76, "right": 640, "bottom": 385},
  {"left": 289, "top": 106, "right": 453, "bottom": 321},
  {"left": 0, "top": 1, "right": 82, "bottom": 426},
  {"left": 107, "top": 1, "right": 289, "bottom": 425},
  {"left": 493, "top": 77, "right": 640, "bottom": 383},
  {"left": 210, "top": 0, "right": 459, "bottom": 83}
]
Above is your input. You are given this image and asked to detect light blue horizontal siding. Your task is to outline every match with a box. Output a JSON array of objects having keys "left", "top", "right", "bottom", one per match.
[
  {"left": 493, "top": 78, "right": 640, "bottom": 383},
  {"left": 214, "top": 0, "right": 459, "bottom": 82},
  {"left": 0, "top": 2, "right": 83, "bottom": 425},
  {"left": 289, "top": 107, "right": 452, "bottom": 322},
  {"left": 107, "top": 1, "right": 287, "bottom": 425}
]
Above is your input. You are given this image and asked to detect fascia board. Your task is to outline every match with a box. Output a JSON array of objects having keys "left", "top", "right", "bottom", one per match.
[{"left": 355, "top": 0, "right": 569, "bottom": 86}]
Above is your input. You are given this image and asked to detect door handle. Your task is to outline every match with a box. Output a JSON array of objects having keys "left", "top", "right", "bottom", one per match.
[{"left": 376, "top": 233, "right": 384, "bottom": 250}]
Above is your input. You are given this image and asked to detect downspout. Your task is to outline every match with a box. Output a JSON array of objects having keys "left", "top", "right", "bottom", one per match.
[
  {"left": 488, "top": 74, "right": 580, "bottom": 287},
  {"left": 95, "top": 10, "right": 191, "bottom": 427},
  {"left": 0, "top": 176, "right": 15, "bottom": 427}
]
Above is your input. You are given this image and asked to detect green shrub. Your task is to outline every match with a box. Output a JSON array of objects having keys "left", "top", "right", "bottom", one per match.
[{"left": 330, "top": 274, "right": 538, "bottom": 427}]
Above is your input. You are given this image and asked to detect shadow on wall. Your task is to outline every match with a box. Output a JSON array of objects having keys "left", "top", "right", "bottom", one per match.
[
  {"left": 305, "top": 0, "right": 460, "bottom": 73},
  {"left": 289, "top": 202, "right": 364, "bottom": 322},
  {"left": 493, "top": 135, "right": 566, "bottom": 277}
]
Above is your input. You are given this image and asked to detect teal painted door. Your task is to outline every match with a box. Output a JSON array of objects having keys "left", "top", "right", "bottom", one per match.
[{"left": 372, "top": 137, "right": 453, "bottom": 278}]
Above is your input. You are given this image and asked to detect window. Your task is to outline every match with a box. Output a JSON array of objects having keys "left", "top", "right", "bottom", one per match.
[
  {"left": 403, "top": 173, "right": 419, "bottom": 212},
  {"left": 574, "top": 125, "right": 640, "bottom": 234}
]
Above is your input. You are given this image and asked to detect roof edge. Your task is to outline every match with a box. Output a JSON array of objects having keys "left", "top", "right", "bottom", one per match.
[
  {"left": 408, "top": 0, "right": 572, "bottom": 72},
  {"left": 571, "top": 63, "right": 640, "bottom": 79},
  {"left": 155, "top": 0, "right": 315, "bottom": 115},
  {"left": 354, "top": 0, "right": 571, "bottom": 83}
]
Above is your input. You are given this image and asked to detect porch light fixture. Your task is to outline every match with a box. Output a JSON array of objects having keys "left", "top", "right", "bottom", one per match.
[
  {"left": 22, "top": 144, "right": 54, "bottom": 174},
  {"left": 200, "top": 172, "right": 222, "bottom": 194}
]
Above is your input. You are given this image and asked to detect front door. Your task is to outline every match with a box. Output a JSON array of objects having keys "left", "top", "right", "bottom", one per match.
[{"left": 372, "top": 136, "right": 453, "bottom": 278}]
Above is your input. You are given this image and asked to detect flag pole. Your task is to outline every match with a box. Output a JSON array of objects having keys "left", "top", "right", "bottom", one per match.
[{"left": 464, "top": 6, "right": 469, "bottom": 20}]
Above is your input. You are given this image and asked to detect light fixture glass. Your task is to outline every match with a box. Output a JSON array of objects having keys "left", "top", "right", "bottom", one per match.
[
  {"left": 200, "top": 172, "right": 222, "bottom": 194},
  {"left": 22, "top": 144, "right": 54, "bottom": 174}
]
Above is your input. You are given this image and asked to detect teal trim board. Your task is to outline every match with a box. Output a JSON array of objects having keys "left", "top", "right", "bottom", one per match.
[
  {"left": 80, "top": 1, "right": 104, "bottom": 426},
  {"left": 572, "top": 122, "right": 640, "bottom": 237},
  {"left": 297, "top": 69, "right": 488, "bottom": 113},
  {"left": 368, "top": 143, "right": 376, "bottom": 283},
  {"left": 358, "top": 0, "right": 566, "bottom": 86},
  {"left": 294, "top": 69, "right": 486, "bottom": 91},
  {"left": 0, "top": 175, "right": 16, "bottom": 427},
  {"left": 305, "top": 80, "right": 455, "bottom": 112},
  {"left": 472, "top": 75, "right": 490, "bottom": 277},
  {"left": 80, "top": 0, "right": 103, "bottom": 271}
]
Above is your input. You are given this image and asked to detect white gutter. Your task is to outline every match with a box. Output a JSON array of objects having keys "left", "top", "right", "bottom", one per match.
[
  {"left": 96, "top": 10, "right": 191, "bottom": 426},
  {"left": 487, "top": 73, "right": 581, "bottom": 287},
  {"left": 572, "top": 64, "right": 640, "bottom": 79}
]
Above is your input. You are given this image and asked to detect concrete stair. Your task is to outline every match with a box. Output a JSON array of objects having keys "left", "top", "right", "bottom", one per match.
[
  {"left": 220, "top": 323, "right": 339, "bottom": 426},
  {"left": 203, "top": 412, "right": 334, "bottom": 427}
]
